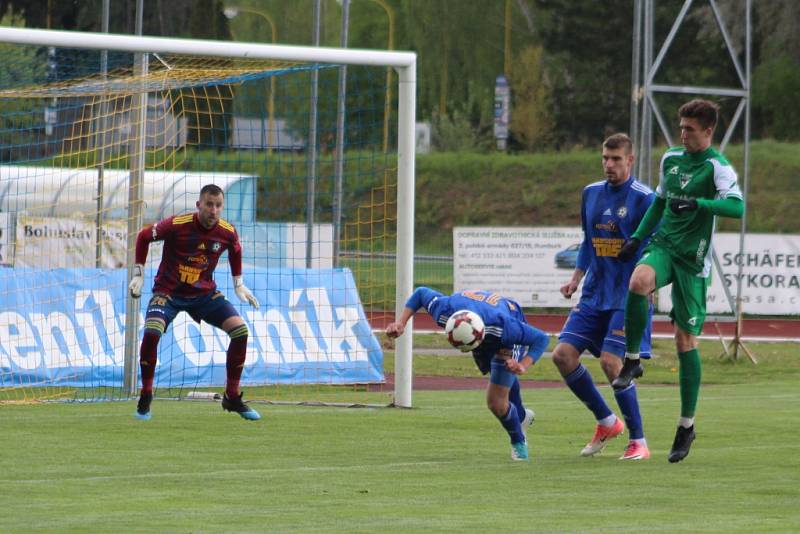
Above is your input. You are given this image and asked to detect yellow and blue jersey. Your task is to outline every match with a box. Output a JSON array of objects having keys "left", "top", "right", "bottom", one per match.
[
  {"left": 577, "top": 176, "right": 654, "bottom": 310},
  {"left": 405, "top": 287, "right": 549, "bottom": 365}
]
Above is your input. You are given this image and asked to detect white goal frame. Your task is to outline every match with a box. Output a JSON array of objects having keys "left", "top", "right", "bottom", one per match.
[{"left": 0, "top": 27, "right": 417, "bottom": 408}]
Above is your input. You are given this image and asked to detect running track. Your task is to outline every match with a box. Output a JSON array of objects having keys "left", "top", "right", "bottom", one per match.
[{"left": 368, "top": 312, "right": 800, "bottom": 341}]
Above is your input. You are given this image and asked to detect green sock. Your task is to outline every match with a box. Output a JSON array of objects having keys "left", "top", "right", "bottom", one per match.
[
  {"left": 678, "top": 349, "right": 702, "bottom": 418},
  {"left": 624, "top": 292, "right": 649, "bottom": 353}
]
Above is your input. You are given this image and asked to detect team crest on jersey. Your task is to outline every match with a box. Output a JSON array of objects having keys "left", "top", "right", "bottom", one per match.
[
  {"left": 211, "top": 242, "right": 221, "bottom": 252},
  {"left": 668, "top": 165, "right": 679, "bottom": 175},
  {"left": 616, "top": 206, "right": 628, "bottom": 218}
]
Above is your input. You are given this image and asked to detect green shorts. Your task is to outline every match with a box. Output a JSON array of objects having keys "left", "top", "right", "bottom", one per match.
[{"left": 638, "top": 245, "right": 708, "bottom": 335}]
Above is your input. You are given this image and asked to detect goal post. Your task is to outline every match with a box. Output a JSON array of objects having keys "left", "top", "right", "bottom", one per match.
[{"left": 0, "top": 27, "right": 416, "bottom": 408}]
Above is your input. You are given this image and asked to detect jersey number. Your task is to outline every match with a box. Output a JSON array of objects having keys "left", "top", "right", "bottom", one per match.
[{"left": 462, "top": 291, "right": 501, "bottom": 306}]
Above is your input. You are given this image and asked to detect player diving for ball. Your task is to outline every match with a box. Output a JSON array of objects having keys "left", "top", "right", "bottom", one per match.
[{"left": 386, "top": 287, "right": 550, "bottom": 461}]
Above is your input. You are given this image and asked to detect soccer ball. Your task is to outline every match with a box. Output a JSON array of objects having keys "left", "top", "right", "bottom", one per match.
[{"left": 444, "top": 309, "right": 485, "bottom": 352}]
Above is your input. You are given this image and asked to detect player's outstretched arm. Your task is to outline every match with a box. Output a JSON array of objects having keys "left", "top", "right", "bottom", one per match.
[
  {"left": 387, "top": 287, "right": 444, "bottom": 338},
  {"left": 233, "top": 276, "right": 260, "bottom": 309},
  {"left": 386, "top": 307, "right": 416, "bottom": 339},
  {"left": 696, "top": 196, "right": 744, "bottom": 218}
]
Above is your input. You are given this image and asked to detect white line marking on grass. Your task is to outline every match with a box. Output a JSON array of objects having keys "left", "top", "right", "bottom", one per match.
[{"left": 2, "top": 460, "right": 454, "bottom": 485}]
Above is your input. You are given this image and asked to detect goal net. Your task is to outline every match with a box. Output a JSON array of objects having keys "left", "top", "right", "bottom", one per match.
[{"left": 0, "top": 28, "right": 416, "bottom": 407}]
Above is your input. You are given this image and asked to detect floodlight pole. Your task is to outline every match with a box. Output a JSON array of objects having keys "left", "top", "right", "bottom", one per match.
[
  {"left": 305, "top": 0, "right": 321, "bottom": 269},
  {"left": 94, "top": 0, "right": 110, "bottom": 269},
  {"left": 333, "top": 0, "right": 350, "bottom": 268}
]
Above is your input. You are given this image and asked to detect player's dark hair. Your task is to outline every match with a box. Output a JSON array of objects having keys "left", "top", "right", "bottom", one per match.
[
  {"left": 200, "top": 184, "right": 224, "bottom": 198},
  {"left": 602, "top": 133, "right": 633, "bottom": 154},
  {"left": 678, "top": 99, "right": 719, "bottom": 130}
]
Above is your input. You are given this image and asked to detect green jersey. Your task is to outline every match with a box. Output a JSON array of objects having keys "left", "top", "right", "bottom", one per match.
[{"left": 651, "top": 146, "right": 742, "bottom": 276}]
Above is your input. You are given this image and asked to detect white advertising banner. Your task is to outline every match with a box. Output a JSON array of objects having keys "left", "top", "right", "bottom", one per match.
[
  {"left": 454, "top": 226, "right": 583, "bottom": 307},
  {"left": 657, "top": 232, "right": 800, "bottom": 315},
  {"left": 15, "top": 215, "right": 128, "bottom": 268},
  {"left": 0, "top": 212, "right": 11, "bottom": 265}
]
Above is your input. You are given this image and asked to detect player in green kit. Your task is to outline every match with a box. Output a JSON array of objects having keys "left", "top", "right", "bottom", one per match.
[{"left": 613, "top": 99, "right": 743, "bottom": 462}]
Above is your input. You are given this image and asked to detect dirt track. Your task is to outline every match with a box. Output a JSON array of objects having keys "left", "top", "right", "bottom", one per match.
[{"left": 369, "top": 312, "right": 800, "bottom": 340}]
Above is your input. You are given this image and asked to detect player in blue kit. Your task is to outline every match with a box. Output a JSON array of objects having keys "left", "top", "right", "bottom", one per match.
[
  {"left": 386, "top": 287, "right": 550, "bottom": 462},
  {"left": 552, "top": 134, "right": 655, "bottom": 460}
]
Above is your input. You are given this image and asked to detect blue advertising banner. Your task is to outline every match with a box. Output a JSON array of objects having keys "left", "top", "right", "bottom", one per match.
[{"left": 0, "top": 266, "right": 384, "bottom": 387}]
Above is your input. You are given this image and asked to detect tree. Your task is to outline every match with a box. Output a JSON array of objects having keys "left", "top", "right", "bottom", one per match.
[{"left": 509, "top": 45, "right": 554, "bottom": 150}]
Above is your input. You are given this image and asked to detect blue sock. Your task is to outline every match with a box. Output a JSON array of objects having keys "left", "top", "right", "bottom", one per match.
[
  {"left": 498, "top": 403, "right": 525, "bottom": 444},
  {"left": 614, "top": 383, "right": 644, "bottom": 440},
  {"left": 508, "top": 378, "right": 526, "bottom": 424},
  {"left": 565, "top": 364, "right": 613, "bottom": 421}
]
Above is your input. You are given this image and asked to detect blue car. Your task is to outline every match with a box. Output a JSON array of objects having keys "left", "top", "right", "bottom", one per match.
[{"left": 554, "top": 243, "right": 580, "bottom": 269}]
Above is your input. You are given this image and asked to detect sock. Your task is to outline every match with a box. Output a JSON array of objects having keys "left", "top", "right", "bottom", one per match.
[
  {"left": 678, "top": 349, "right": 702, "bottom": 419},
  {"left": 624, "top": 292, "right": 649, "bottom": 353},
  {"left": 678, "top": 417, "right": 694, "bottom": 429},
  {"left": 614, "top": 383, "right": 644, "bottom": 440},
  {"left": 225, "top": 325, "right": 249, "bottom": 398},
  {"left": 139, "top": 330, "right": 160, "bottom": 393},
  {"left": 498, "top": 403, "right": 525, "bottom": 445},
  {"left": 564, "top": 364, "right": 613, "bottom": 422},
  {"left": 598, "top": 414, "right": 617, "bottom": 427},
  {"left": 508, "top": 378, "right": 526, "bottom": 424}
]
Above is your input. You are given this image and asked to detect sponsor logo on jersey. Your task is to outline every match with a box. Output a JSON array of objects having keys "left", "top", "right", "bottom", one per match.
[
  {"left": 616, "top": 206, "right": 628, "bottom": 218},
  {"left": 178, "top": 264, "right": 202, "bottom": 284},
  {"left": 187, "top": 255, "right": 209, "bottom": 267},
  {"left": 595, "top": 220, "right": 618, "bottom": 232},
  {"left": 591, "top": 237, "right": 624, "bottom": 257}
]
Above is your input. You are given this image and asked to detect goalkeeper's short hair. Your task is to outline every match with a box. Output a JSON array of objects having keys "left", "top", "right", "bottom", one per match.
[{"left": 200, "top": 184, "right": 224, "bottom": 197}]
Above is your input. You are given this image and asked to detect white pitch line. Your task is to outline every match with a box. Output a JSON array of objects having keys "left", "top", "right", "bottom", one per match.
[{"left": 2, "top": 460, "right": 454, "bottom": 485}]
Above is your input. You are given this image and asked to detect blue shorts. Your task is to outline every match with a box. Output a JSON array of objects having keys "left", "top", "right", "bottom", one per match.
[
  {"left": 489, "top": 344, "right": 526, "bottom": 388},
  {"left": 558, "top": 303, "right": 652, "bottom": 359},
  {"left": 145, "top": 291, "right": 240, "bottom": 331}
]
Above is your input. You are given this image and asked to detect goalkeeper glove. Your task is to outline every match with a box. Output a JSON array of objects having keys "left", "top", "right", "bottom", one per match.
[
  {"left": 669, "top": 197, "right": 699, "bottom": 214},
  {"left": 233, "top": 276, "right": 260, "bottom": 309},
  {"left": 129, "top": 264, "right": 144, "bottom": 298},
  {"left": 617, "top": 238, "right": 641, "bottom": 262}
]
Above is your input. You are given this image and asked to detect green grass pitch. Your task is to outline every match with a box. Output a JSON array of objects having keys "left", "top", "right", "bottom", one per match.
[{"left": 2, "top": 377, "right": 798, "bottom": 532}]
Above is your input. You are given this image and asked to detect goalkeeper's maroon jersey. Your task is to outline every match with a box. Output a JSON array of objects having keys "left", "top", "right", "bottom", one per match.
[{"left": 135, "top": 213, "right": 243, "bottom": 298}]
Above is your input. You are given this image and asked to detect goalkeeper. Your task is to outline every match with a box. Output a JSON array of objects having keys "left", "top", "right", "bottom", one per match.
[
  {"left": 614, "top": 99, "right": 744, "bottom": 462},
  {"left": 386, "top": 287, "right": 550, "bottom": 462},
  {"left": 128, "top": 184, "right": 261, "bottom": 422}
]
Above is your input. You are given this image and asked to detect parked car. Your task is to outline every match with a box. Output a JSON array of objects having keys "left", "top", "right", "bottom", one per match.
[{"left": 554, "top": 243, "right": 581, "bottom": 269}]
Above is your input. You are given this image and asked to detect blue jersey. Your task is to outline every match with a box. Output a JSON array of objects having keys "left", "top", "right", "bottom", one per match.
[
  {"left": 576, "top": 177, "right": 654, "bottom": 310},
  {"left": 405, "top": 287, "right": 550, "bottom": 364}
]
